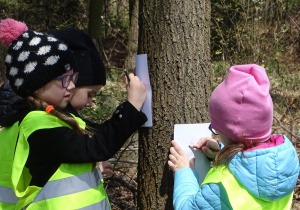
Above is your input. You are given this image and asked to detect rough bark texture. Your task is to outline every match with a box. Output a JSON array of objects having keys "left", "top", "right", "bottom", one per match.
[{"left": 137, "top": 1, "right": 211, "bottom": 209}]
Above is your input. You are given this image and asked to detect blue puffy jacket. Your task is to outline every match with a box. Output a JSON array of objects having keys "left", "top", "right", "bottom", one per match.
[{"left": 173, "top": 135, "right": 299, "bottom": 209}]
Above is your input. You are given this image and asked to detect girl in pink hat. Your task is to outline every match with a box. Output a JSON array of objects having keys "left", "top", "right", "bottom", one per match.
[{"left": 168, "top": 64, "right": 299, "bottom": 210}]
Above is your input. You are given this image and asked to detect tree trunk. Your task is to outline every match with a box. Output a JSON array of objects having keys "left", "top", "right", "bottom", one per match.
[
  {"left": 88, "top": 0, "right": 104, "bottom": 56},
  {"left": 124, "top": 0, "right": 139, "bottom": 70},
  {"left": 137, "top": 1, "right": 211, "bottom": 209}
]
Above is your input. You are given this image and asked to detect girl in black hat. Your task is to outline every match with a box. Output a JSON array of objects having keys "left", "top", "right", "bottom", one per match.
[{"left": 0, "top": 18, "right": 147, "bottom": 209}]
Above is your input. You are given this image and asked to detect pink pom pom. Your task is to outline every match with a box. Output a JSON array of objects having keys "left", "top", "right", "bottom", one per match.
[{"left": 0, "top": 18, "right": 28, "bottom": 48}]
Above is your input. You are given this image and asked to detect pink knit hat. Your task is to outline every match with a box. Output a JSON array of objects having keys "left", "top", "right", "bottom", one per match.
[{"left": 209, "top": 64, "right": 273, "bottom": 143}]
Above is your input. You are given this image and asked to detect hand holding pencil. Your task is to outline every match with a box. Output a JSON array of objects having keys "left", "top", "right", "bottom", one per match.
[
  {"left": 190, "top": 137, "right": 220, "bottom": 159},
  {"left": 125, "top": 69, "right": 146, "bottom": 111}
]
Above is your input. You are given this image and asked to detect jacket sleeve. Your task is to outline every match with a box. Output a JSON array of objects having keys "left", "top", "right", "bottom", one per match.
[
  {"left": 85, "top": 101, "right": 145, "bottom": 136},
  {"left": 173, "top": 168, "right": 232, "bottom": 210},
  {"left": 27, "top": 101, "right": 147, "bottom": 164},
  {"left": 0, "top": 82, "right": 22, "bottom": 127}
]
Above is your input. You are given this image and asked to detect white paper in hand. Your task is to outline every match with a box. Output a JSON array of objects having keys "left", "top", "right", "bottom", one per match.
[
  {"left": 174, "top": 123, "right": 212, "bottom": 185},
  {"left": 135, "top": 54, "right": 152, "bottom": 127}
]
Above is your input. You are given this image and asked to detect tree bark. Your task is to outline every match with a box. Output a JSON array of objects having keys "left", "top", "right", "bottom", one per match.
[
  {"left": 137, "top": 0, "right": 211, "bottom": 209},
  {"left": 88, "top": 0, "right": 104, "bottom": 56}
]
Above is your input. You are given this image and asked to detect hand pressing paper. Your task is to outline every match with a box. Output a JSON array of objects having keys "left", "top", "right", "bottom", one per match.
[
  {"left": 174, "top": 123, "right": 212, "bottom": 185},
  {"left": 135, "top": 54, "right": 152, "bottom": 127}
]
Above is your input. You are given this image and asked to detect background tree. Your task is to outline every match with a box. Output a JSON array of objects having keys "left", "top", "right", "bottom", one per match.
[
  {"left": 124, "top": 0, "right": 139, "bottom": 70},
  {"left": 137, "top": 0, "right": 211, "bottom": 209},
  {"left": 0, "top": 0, "right": 86, "bottom": 83},
  {"left": 88, "top": 0, "right": 105, "bottom": 56}
]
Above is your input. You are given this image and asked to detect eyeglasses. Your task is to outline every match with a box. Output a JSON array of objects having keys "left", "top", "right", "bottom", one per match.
[
  {"left": 209, "top": 124, "right": 219, "bottom": 135},
  {"left": 57, "top": 72, "right": 79, "bottom": 88}
]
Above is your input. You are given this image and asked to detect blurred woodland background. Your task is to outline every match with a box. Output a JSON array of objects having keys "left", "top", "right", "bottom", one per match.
[{"left": 0, "top": 0, "right": 299, "bottom": 209}]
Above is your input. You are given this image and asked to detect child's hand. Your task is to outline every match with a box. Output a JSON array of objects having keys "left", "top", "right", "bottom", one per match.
[
  {"left": 168, "top": 140, "right": 195, "bottom": 172},
  {"left": 126, "top": 73, "right": 147, "bottom": 111},
  {"left": 192, "top": 137, "right": 220, "bottom": 159},
  {"left": 98, "top": 161, "right": 114, "bottom": 175}
]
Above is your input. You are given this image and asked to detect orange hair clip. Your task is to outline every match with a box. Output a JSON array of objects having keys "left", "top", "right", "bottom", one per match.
[{"left": 46, "top": 105, "right": 55, "bottom": 114}]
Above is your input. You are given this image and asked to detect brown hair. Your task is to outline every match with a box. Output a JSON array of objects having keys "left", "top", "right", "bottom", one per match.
[
  {"left": 27, "top": 96, "right": 86, "bottom": 134},
  {"left": 214, "top": 143, "right": 246, "bottom": 166},
  {"left": 214, "top": 137, "right": 273, "bottom": 166}
]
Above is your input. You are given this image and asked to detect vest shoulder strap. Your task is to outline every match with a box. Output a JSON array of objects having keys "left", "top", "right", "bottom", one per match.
[{"left": 20, "top": 111, "right": 86, "bottom": 137}]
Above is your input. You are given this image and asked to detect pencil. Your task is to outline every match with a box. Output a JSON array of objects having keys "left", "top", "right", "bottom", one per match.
[{"left": 124, "top": 69, "right": 130, "bottom": 83}]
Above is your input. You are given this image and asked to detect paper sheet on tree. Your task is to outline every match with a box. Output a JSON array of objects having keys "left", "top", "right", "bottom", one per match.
[{"left": 135, "top": 54, "right": 152, "bottom": 127}]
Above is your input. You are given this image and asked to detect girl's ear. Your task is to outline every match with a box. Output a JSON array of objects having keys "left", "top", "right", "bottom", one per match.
[
  {"left": 32, "top": 90, "right": 38, "bottom": 97},
  {"left": 33, "top": 88, "right": 41, "bottom": 95},
  {"left": 33, "top": 86, "right": 44, "bottom": 98}
]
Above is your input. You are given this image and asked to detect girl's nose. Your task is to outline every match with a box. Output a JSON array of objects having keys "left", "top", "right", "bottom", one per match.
[
  {"left": 67, "top": 81, "right": 76, "bottom": 90},
  {"left": 86, "top": 98, "right": 93, "bottom": 107}
]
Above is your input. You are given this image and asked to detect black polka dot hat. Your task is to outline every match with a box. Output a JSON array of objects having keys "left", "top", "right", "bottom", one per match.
[{"left": 0, "top": 18, "right": 76, "bottom": 97}]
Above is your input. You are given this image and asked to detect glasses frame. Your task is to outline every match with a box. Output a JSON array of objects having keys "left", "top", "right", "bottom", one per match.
[
  {"left": 209, "top": 124, "right": 219, "bottom": 135},
  {"left": 57, "top": 72, "right": 79, "bottom": 88}
]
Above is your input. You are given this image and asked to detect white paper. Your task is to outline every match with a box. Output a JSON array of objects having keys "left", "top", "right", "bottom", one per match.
[
  {"left": 135, "top": 54, "right": 152, "bottom": 127},
  {"left": 174, "top": 123, "right": 212, "bottom": 184}
]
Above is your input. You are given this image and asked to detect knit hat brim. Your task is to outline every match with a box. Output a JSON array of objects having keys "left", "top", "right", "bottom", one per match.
[{"left": 48, "top": 28, "right": 106, "bottom": 87}]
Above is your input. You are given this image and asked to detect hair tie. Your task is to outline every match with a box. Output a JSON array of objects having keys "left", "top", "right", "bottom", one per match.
[{"left": 46, "top": 105, "right": 55, "bottom": 114}]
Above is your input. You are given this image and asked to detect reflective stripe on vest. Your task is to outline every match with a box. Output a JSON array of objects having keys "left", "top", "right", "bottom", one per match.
[
  {"left": 23, "top": 199, "right": 110, "bottom": 210},
  {"left": 11, "top": 111, "right": 110, "bottom": 210},
  {"left": 201, "top": 165, "right": 293, "bottom": 210},
  {"left": 33, "top": 167, "right": 102, "bottom": 202},
  {"left": 0, "top": 186, "right": 19, "bottom": 204},
  {"left": 0, "top": 122, "right": 20, "bottom": 209}
]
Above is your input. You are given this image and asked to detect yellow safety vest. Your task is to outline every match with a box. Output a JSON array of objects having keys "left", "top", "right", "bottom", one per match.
[
  {"left": 0, "top": 122, "right": 20, "bottom": 209},
  {"left": 201, "top": 165, "right": 293, "bottom": 210},
  {"left": 9, "top": 111, "right": 110, "bottom": 210}
]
